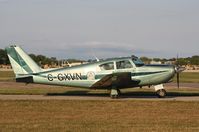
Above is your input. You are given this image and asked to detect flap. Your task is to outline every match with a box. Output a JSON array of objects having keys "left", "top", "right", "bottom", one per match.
[{"left": 91, "top": 72, "right": 140, "bottom": 89}]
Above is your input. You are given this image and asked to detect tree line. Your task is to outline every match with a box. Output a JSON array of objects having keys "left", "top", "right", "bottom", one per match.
[
  {"left": 140, "top": 56, "right": 199, "bottom": 65},
  {"left": 0, "top": 48, "right": 198, "bottom": 65},
  {"left": 0, "top": 49, "right": 84, "bottom": 66},
  {"left": 0, "top": 48, "right": 59, "bottom": 66},
  {"left": 0, "top": 49, "right": 9, "bottom": 64}
]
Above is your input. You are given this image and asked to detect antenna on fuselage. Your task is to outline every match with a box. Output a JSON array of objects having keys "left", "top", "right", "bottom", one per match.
[
  {"left": 90, "top": 49, "right": 99, "bottom": 62},
  {"left": 66, "top": 60, "right": 71, "bottom": 67},
  {"left": 94, "top": 55, "right": 99, "bottom": 62}
]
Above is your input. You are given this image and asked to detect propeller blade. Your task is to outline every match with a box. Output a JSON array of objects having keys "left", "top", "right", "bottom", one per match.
[
  {"left": 176, "top": 54, "right": 180, "bottom": 89},
  {"left": 177, "top": 72, "right": 179, "bottom": 89}
]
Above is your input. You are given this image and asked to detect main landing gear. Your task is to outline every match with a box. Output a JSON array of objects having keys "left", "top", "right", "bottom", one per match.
[
  {"left": 110, "top": 89, "right": 121, "bottom": 99},
  {"left": 154, "top": 84, "right": 166, "bottom": 98},
  {"left": 109, "top": 84, "right": 166, "bottom": 99}
]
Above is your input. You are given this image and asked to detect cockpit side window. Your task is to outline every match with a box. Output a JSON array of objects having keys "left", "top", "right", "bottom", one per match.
[
  {"left": 116, "top": 60, "right": 133, "bottom": 69},
  {"left": 99, "top": 62, "right": 114, "bottom": 71}
]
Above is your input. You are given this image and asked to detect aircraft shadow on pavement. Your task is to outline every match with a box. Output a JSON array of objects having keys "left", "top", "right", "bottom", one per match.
[
  {"left": 46, "top": 90, "right": 108, "bottom": 97},
  {"left": 46, "top": 91, "right": 199, "bottom": 98}
]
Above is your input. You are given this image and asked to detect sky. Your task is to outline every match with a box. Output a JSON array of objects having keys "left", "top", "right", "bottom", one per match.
[{"left": 0, "top": 0, "right": 199, "bottom": 60}]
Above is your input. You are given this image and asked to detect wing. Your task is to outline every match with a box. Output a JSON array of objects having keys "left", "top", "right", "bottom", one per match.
[{"left": 91, "top": 72, "right": 140, "bottom": 89}]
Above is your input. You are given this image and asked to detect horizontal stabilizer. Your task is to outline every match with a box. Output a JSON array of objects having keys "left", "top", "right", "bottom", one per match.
[{"left": 16, "top": 76, "right": 33, "bottom": 83}]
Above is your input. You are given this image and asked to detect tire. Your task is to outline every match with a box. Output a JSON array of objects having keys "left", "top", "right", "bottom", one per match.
[
  {"left": 117, "top": 89, "right": 121, "bottom": 95},
  {"left": 110, "top": 94, "right": 118, "bottom": 99},
  {"left": 157, "top": 89, "right": 166, "bottom": 98}
]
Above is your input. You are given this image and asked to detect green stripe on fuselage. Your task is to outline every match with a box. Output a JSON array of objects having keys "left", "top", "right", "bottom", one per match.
[{"left": 131, "top": 71, "right": 167, "bottom": 77}]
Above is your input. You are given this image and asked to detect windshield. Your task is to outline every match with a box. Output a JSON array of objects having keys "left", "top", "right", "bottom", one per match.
[
  {"left": 116, "top": 60, "right": 133, "bottom": 69},
  {"left": 132, "top": 55, "right": 145, "bottom": 67}
]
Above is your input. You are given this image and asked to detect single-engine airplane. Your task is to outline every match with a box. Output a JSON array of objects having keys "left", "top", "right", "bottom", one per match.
[{"left": 6, "top": 45, "right": 183, "bottom": 98}]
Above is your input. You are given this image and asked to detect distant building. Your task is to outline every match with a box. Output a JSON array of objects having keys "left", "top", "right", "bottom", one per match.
[
  {"left": 164, "top": 61, "right": 175, "bottom": 65},
  {"left": 0, "top": 64, "right": 12, "bottom": 69},
  {"left": 150, "top": 60, "right": 162, "bottom": 64},
  {"left": 60, "top": 61, "right": 88, "bottom": 68}
]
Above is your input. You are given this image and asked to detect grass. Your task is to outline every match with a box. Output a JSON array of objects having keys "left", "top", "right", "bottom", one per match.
[
  {"left": 173, "top": 72, "right": 199, "bottom": 83},
  {"left": 0, "top": 71, "right": 15, "bottom": 81},
  {"left": 0, "top": 100, "right": 199, "bottom": 131}
]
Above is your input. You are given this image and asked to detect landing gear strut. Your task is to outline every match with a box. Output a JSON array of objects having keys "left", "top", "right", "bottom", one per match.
[{"left": 110, "top": 89, "right": 121, "bottom": 99}]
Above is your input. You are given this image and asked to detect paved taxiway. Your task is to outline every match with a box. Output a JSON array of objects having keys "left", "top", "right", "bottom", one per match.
[
  {"left": 0, "top": 95, "right": 199, "bottom": 101},
  {"left": 166, "top": 83, "right": 199, "bottom": 88}
]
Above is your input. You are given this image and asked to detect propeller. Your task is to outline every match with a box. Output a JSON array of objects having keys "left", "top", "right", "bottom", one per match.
[
  {"left": 175, "top": 54, "right": 185, "bottom": 89},
  {"left": 176, "top": 54, "right": 180, "bottom": 88}
]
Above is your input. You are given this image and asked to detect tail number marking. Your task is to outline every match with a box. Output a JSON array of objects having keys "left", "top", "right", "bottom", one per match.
[{"left": 47, "top": 73, "right": 82, "bottom": 81}]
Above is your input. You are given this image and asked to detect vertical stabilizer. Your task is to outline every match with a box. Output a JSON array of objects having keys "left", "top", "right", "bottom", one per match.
[{"left": 6, "top": 45, "right": 42, "bottom": 77}]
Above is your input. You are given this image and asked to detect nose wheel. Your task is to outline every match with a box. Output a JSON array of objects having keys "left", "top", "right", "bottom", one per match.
[
  {"left": 156, "top": 89, "right": 166, "bottom": 98},
  {"left": 154, "top": 84, "right": 166, "bottom": 98}
]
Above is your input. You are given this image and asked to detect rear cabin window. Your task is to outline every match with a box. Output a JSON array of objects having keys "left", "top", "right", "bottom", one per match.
[
  {"left": 116, "top": 60, "right": 133, "bottom": 69},
  {"left": 99, "top": 62, "right": 114, "bottom": 70}
]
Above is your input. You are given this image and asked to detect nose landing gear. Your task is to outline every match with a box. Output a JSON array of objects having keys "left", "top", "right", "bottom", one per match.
[
  {"left": 156, "top": 89, "right": 166, "bottom": 98},
  {"left": 154, "top": 84, "right": 166, "bottom": 98}
]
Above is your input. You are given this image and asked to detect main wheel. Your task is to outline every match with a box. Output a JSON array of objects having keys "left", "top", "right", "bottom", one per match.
[
  {"left": 110, "top": 94, "right": 118, "bottom": 99},
  {"left": 157, "top": 89, "right": 166, "bottom": 98},
  {"left": 117, "top": 89, "right": 121, "bottom": 95}
]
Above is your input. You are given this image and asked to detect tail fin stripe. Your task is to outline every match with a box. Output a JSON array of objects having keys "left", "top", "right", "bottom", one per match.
[
  {"left": 6, "top": 45, "right": 42, "bottom": 77},
  {"left": 16, "top": 52, "right": 33, "bottom": 73},
  {"left": 7, "top": 47, "right": 33, "bottom": 73}
]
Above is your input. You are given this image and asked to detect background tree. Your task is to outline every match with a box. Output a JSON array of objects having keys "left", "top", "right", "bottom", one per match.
[
  {"left": 153, "top": 58, "right": 161, "bottom": 62},
  {"left": 29, "top": 54, "right": 58, "bottom": 66},
  {"left": 189, "top": 56, "right": 199, "bottom": 65},
  {"left": 0, "top": 49, "right": 9, "bottom": 64},
  {"left": 0, "top": 48, "right": 198, "bottom": 66},
  {"left": 140, "top": 56, "right": 152, "bottom": 64}
]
